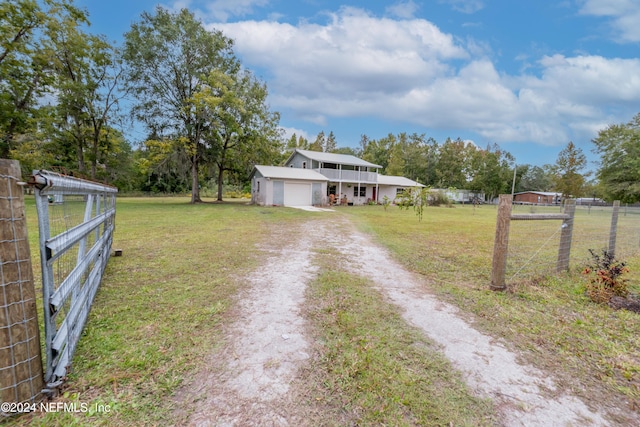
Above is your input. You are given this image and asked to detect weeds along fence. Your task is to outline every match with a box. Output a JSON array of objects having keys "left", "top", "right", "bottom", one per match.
[
  {"left": 491, "top": 194, "right": 640, "bottom": 289},
  {"left": 30, "top": 170, "right": 117, "bottom": 392}
]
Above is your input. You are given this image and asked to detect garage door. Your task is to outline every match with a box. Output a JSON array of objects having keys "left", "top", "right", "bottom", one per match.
[{"left": 284, "top": 182, "right": 312, "bottom": 206}]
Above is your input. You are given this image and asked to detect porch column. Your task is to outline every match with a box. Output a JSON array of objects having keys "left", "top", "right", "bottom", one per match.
[
  {"left": 357, "top": 166, "right": 361, "bottom": 204},
  {"left": 338, "top": 164, "right": 342, "bottom": 204},
  {"left": 375, "top": 167, "right": 379, "bottom": 202}
]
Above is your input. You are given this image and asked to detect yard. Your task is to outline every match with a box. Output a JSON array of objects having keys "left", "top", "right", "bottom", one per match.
[{"left": 9, "top": 198, "right": 640, "bottom": 426}]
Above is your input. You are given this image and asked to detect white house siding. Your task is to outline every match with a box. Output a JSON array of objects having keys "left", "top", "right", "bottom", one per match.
[
  {"left": 378, "top": 185, "right": 404, "bottom": 203},
  {"left": 251, "top": 176, "right": 269, "bottom": 205}
]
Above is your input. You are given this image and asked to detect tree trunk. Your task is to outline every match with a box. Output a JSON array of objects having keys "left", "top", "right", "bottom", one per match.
[
  {"left": 190, "top": 155, "right": 201, "bottom": 203},
  {"left": 216, "top": 162, "right": 224, "bottom": 202}
]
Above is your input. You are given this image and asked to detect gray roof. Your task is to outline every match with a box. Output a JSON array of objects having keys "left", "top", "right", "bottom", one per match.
[
  {"left": 293, "top": 149, "right": 383, "bottom": 168},
  {"left": 377, "top": 175, "right": 425, "bottom": 187},
  {"left": 251, "top": 165, "right": 329, "bottom": 181}
]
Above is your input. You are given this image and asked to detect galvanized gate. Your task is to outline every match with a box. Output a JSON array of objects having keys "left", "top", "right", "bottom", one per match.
[{"left": 30, "top": 170, "right": 117, "bottom": 389}]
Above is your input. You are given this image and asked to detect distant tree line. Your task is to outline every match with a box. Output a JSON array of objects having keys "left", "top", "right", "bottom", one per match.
[{"left": 2, "top": 1, "right": 639, "bottom": 203}]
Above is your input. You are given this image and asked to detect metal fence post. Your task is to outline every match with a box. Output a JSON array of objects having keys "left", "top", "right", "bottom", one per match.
[
  {"left": 491, "top": 194, "right": 512, "bottom": 290},
  {"left": 0, "top": 160, "right": 44, "bottom": 412},
  {"left": 608, "top": 200, "right": 620, "bottom": 257},
  {"left": 556, "top": 199, "right": 576, "bottom": 272}
]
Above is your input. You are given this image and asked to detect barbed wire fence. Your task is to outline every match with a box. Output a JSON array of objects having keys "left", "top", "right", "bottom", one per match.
[{"left": 491, "top": 195, "right": 640, "bottom": 289}]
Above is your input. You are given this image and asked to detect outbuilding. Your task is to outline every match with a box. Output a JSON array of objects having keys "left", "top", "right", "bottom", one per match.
[
  {"left": 250, "top": 165, "right": 328, "bottom": 206},
  {"left": 513, "top": 191, "right": 561, "bottom": 205}
]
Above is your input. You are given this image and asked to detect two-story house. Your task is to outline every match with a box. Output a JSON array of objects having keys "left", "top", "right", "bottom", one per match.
[{"left": 250, "top": 149, "right": 424, "bottom": 207}]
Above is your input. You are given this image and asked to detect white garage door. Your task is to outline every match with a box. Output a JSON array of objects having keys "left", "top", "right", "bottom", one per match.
[{"left": 284, "top": 182, "right": 312, "bottom": 206}]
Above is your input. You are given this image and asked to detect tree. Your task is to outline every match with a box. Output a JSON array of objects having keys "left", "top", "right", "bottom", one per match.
[
  {"left": 592, "top": 113, "right": 640, "bottom": 203},
  {"left": 50, "top": 17, "right": 124, "bottom": 178},
  {"left": 123, "top": 7, "right": 239, "bottom": 203},
  {"left": 309, "top": 131, "right": 324, "bottom": 151},
  {"left": 467, "top": 143, "right": 514, "bottom": 201},
  {"left": 324, "top": 131, "right": 337, "bottom": 152},
  {"left": 0, "top": 0, "right": 88, "bottom": 157},
  {"left": 192, "top": 69, "right": 281, "bottom": 201},
  {"left": 517, "top": 164, "right": 554, "bottom": 192},
  {"left": 551, "top": 141, "right": 587, "bottom": 199},
  {"left": 434, "top": 138, "right": 471, "bottom": 188}
]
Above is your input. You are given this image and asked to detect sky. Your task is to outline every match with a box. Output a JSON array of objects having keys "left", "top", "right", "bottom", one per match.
[{"left": 75, "top": 0, "right": 640, "bottom": 170}]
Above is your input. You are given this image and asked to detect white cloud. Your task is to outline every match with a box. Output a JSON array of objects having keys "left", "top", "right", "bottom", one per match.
[
  {"left": 206, "top": 7, "right": 640, "bottom": 149},
  {"left": 168, "top": 0, "right": 269, "bottom": 22},
  {"left": 386, "top": 1, "right": 420, "bottom": 19},
  {"left": 439, "top": 0, "right": 485, "bottom": 14},
  {"left": 280, "top": 126, "right": 310, "bottom": 141},
  {"left": 578, "top": 0, "right": 640, "bottom": 42}
]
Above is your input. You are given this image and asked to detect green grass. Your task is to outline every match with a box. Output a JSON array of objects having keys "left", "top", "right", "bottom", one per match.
[
  {"left": 344, "top": 203, "right": 640, "bottom": 423},
  {"left": 301, "top": 269, "right": 496, "bottom": 426},
  {"left": 7, "top": 199, "right": 640, "bottom": 425},
  {"left": 13, "top": 197, "right": 312, "bottom": 426}
]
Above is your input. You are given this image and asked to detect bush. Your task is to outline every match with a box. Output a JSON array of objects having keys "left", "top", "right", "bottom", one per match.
[{"left": 582, "top": 249, "right": 629, "bottom": 304}]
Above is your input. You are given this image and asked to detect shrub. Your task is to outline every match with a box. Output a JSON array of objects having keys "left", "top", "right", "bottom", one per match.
[
  {"left": 382, "top": 195, "right": 391, "bottom": 211},
  {"left": 582, "top": 249, "right": 629, "bottom": 304}
]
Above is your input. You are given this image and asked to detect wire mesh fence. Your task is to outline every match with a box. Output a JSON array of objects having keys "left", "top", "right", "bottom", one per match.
[
  {"left": 0, "top": 160, "right": 44, "bottom": 413},
  {"left": 31, "top": 170, "right": 117, "bottom": 391},
  {"left": 505, "top": 201, "right": 640, "bottom": 286}
]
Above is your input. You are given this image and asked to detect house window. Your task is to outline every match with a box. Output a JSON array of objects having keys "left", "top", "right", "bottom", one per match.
[
  {"left": 302, "top": 161, "right": 307, "bottom": 169},
  {"left": 396, "top": 188, "right": 405, "bottom": 195},
  {"left": 257, "top": 181, "right": 260, "bottom": 193},
  {"left": 353, "top": 186, "right": 366, "bottom": 197}
]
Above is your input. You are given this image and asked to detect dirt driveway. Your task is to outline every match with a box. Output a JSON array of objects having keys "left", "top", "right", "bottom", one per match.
[{"left": 184, "top": 216, "right": 613, "bottom": 426}]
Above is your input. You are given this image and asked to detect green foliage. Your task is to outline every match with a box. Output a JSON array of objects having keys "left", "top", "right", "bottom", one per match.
[
  {"left": 0, "top": 0, "right": 88, "bottom": 157},
  {"left": 516, "top": 164, "right": 554, "bottom": 192},
  {"left": 582, "top": 249, "right": 630, "bottom": 304},
  {"left": 122, "top": 7, "right": 239, "bottom": 202},
  {"left": 550, "top": 141, "right": 588, "bottom": 199},
  {"left": 396, "top": 186, "right": 431, "bottom": 221},
  {"left": 592, "top": 113, "right": 640, "bottom": 203},
  {"left": 191, "top": 68, "right": 281, "bottom": 201},
  {"left": 381, "top": 195, "right": 390, "bottom": 211}
]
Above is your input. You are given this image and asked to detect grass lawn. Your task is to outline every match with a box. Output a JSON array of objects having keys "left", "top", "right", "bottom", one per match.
[
  {"left": 342, "top": 203, "right": 640, "bottom": 423},
  {"left": 7, "top": 198, "right": 640, "bottom": 425},
  {"left": 14, "top": 197, "right": 311, "bottom": 426}
]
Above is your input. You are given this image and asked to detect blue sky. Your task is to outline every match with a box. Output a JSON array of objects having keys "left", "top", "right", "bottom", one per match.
[{"left": 76, "top": 0, "right": 640, "bottom": 169}]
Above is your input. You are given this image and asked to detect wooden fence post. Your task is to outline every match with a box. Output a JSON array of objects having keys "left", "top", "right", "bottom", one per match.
[
  {"left": 608, "top": 200, "right": 620, "bottom": 257},
  {"left": 556, "top": 199, "right": 576, "bottom": 273},
  {"left": 0, "top": 160, "right": 44, "bottom": 411},
  {"left": 491, "top": 194, "right": 512, "bottom": 290}
]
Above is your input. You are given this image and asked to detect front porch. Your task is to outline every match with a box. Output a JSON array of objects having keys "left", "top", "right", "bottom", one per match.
[{"left": 327, "top": 181, "right": 378, "bottom": 206}]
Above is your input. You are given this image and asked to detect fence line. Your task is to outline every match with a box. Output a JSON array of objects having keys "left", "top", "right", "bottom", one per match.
[
  {"left": 491, "top": 195, "right": 640, "bottom": 289},
  {"left": 30, "top": 170, "right": 117, "bottom": 391},
  {"left": 0, "top": 160, "right": 44, "bottom": 413}
]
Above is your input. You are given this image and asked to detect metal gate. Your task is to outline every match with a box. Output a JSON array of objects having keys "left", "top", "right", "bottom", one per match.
[{"left": 30, "top": 170, "right": 117, "bottom": 390}]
